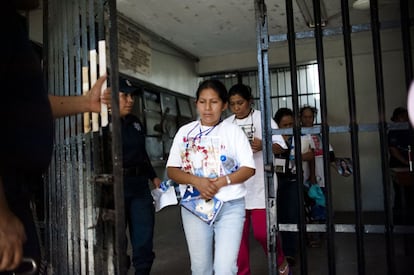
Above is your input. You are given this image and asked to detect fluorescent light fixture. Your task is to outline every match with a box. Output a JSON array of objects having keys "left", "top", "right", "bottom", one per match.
[
  {"left": 296, "top": 0, "right": 328, "bottom": 28},
  {"left": 353, "top": 0, "right": 370, "bottom": 10}
]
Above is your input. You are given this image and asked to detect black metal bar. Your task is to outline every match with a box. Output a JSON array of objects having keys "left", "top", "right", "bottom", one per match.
[
  {"left": 340, "top": 1, "right": 366, "bottom": 274},
  {"left": 63, "top": 1, "right": 73, "bottom": 273},
  {"left": 278, "top": 224, "right": 414, "bottom": 234},
  {"left": 73, "top": 0, "right": 83, "bottom": 273},
  {"left": 312, "top": 0, "right": 337, "bottom": 274},
  {"left": 254, "top": 1, "right": 278, "bottom": 274},
  {"left": 272, "top": 122, "right": 410, "bottom": 136},
  {"left": 79, "top": 0, "right": 95, "bottom": 272},
  {"left": 270, "top": 19, "right": 414, "bottom": 42},
  {"left": 370, "top": 1, "right": 396, "bottom": 274},
  {"left": 42, "top": 0, "right": 52, "bottom": 269},
  {"left": 59, "top": 0, "right": 70, "bottom": 273},
  {"left": 285, "top": 1, "right": 308, "bottom": 274},
  {"left": 74, "top": 0, "right": 87, "bottom": 273},
  {"left": 67, "top": 3, "right": 77, "bottom": 273},
  {"left": 400, "top": 0, "right": 413, "bottom": 89},
  {"left": 107, "top": 1, "right": 127, "bottom": 274},
  {"left": 50, "top": 0, "right": 59, "bottom": 270}
]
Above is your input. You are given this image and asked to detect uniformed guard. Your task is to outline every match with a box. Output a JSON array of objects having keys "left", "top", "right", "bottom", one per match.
[{"left": 118, "top": 78, "right": 161, "bottom": 275}]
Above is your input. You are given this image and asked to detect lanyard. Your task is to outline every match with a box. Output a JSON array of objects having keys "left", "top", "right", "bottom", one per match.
[{"left": 186, "top": 119, "right": 222, "bottom": 140}]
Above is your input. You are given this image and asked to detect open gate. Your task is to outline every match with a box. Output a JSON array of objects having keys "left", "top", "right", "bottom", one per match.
[{"left": 255, "top": 0, "right": 413, "bottom": 274}]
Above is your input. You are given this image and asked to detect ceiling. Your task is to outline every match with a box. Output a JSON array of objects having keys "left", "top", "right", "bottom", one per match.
[{"left": 117, "top": 0, "right": 405, "bottom": 60}]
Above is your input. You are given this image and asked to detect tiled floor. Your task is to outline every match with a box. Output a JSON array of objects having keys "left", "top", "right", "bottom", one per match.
[{"left": 128, "top": 207, "right": 413, "bottom": 275}]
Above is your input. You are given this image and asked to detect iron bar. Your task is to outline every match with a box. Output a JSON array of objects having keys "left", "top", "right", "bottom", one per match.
[
  {"left": 400, "top": 0, "right": 413, "bottom": 89},
  {"left": 254, "top": 1, "right": 278, "bottom": 274},
  {"left": 311, "top": 0, "right": 336, "bottom": 274},
  {"left": 77, "top": 0, "right": 88, "bottom": 273},
  {"left": 340, "top": 0, "right": 366, "bottom": 274},
  {"left": 285, "top": 0, "right": 308, "bottom": 274},
  {"left": 270, "top": 19, "right": 414, "bottom": 42},
  {"left": 370, "top": 1, "right": 396, "bottom": 274},
  {"left": 279, "top": 223, "right": 414, "bottom": 234},
  {"left": 108, "top": 0, "right": 128, "bottom": 273}
]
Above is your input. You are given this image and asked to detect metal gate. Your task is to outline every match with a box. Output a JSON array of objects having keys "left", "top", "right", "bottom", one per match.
[
  {"left": 40, "top": 0, "right": 413, "bottom": 274},
  {"left": 44, "top": 0, "right": 125, "bottom": 274},
  {"left": 255, "top": 0, "right": 413, "bottom": 274}
]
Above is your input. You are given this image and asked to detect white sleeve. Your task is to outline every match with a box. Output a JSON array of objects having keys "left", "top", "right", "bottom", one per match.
[
  {"left": 166, "top": 127, "right": 186, "bottom": 168},
  {"left": 271, "top": 118, "right": 287, "bottom": 149}
]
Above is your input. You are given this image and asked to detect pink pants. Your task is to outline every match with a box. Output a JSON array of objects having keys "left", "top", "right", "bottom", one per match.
[{"left": 237, "top": 209, "right": 285, "bottom": 275}]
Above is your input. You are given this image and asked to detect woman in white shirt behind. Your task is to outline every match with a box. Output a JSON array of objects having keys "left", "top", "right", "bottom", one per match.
[{"left": 225, "top": 83, "right": 290, "bottom": 275}]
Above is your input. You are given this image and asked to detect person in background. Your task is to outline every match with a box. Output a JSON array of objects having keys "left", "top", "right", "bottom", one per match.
[
  {"left": 388, "top": 107, "right": 411, "bottom": 224},
  {"left": 299, "top": 106, "right": 335, "bottom": 190},
  {"left": 118, "top": 78, "right": 161, "bottom": 275},
  {"left": 225, "top": 83, "right": 290, "bottom": 275},
  {"left": 166, "top": 79, "right": 255, "bottom": 275},
  {"left": 388, "top": 107, "right": 410, "bottom": 168},
  {"left": 273, "top": 108, "right": 314, "bottom": 266},
  {"left": 0, "top": 1, "right": 108, "bottom": 273},
  {"left": 299, "top": 105, "right": 335, "bottom": 247}
]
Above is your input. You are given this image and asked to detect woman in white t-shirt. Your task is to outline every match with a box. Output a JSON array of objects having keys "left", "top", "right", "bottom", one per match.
[
  {"left": 225, "top": 83, "right": 290, "bottom": 275},
  {"left": 167, "top": 79, "right": 255, "bottom": 275}
]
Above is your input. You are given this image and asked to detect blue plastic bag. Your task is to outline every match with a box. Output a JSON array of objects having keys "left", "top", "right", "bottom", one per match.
[{"left": 308, "top": 184, "right": 326, "bottom": 207}]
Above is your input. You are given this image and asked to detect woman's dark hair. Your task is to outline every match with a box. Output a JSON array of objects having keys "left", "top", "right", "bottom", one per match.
[
  {"left": 228, "top": 83, "right": 253, "bottom": 101},
  {"left": 391, "top": 107, "right": 408, "bottom": 122},
  {"left": 274, "top": 108, "right": 293, "bottom": 125},
  {"left": 299, "top": 105, "right": 318, "bottom": 117},
  {"left": 196, "top": 79, "right": 228, "bottom": 103}
]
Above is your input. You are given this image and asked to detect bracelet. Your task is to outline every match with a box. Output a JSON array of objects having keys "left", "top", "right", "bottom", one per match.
[{"left": 225, "top": 175, "right": 231, "bottom": 185}]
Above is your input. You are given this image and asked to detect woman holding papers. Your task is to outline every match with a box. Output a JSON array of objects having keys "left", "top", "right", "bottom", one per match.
[{"left": 166, "top": 79, "right": 255, "bottom": 275}]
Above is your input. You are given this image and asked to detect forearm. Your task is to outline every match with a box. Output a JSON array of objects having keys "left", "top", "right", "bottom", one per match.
[
  {"left": 226, "top": 167, "right": 255, "bottom": 185},
  {"left": 302, "top": 150, "right": 314, "bottom": 161},
  {"left": 48, "top": 95, "right": 91, "bottom": 118},
  {"left": 273, "top": 143, "right": 287, "bottom": 155},
  {"left": 48, "top": 74, "right": 107, "bottom": 118},
  {"left": 167, "top": 167, "right": 198, "bottom": 186},
  {"left": 390, "top": 147, "right": 409, "bottom": 165}
]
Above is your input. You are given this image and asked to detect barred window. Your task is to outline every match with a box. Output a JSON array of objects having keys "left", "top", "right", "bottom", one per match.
[{"left": 203, "top": 63, "right": 321, "bottom": 124}]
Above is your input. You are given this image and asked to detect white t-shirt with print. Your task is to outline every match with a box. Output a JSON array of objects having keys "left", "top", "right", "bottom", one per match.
[
  {"left": 225, "top": 110, "right": 287, "bottom": 209},
  {"left": 166, "top": 120, "right": 256, "bottom": 202}
]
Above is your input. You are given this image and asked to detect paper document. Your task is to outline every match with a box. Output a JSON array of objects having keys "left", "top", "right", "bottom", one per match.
[{"left": 151, "top": 186, "right": 178, "bottom": 212}]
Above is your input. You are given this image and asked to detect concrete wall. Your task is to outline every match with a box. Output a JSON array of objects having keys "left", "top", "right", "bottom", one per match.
[{"left": 119, "top": 39, "right": 201, "bottom": 98}]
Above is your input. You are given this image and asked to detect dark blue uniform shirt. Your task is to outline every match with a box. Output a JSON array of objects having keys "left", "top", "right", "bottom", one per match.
[{"left": 121, "top": 114, "right": 157, "bottom": 180}]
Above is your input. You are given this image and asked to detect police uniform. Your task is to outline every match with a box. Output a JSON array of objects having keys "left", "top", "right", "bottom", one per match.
[{"left": 120, "top": 101, "right": 157, "bottom": 274}]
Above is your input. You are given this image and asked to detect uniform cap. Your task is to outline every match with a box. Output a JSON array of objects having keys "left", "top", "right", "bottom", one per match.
[{"left": 119, "top": 77, "right": 139, "bottom": 94}]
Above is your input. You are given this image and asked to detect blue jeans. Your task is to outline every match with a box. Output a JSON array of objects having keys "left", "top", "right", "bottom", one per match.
[
  {"left": 181, "top": 198, "right": 245, "bottom": 275},
  {"left": 124, "top": 176, "right": 155, "bottom": 275},
  {"left": 277, "top": 176, "right": 299, "bottom": 258}
]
